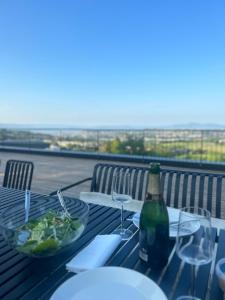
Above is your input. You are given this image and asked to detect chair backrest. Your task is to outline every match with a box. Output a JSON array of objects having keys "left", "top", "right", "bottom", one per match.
[
  {"left": 3, "top": 159, "right": 34, "bottom": 191},
  {"left": 90, "top": 163, "right": 225, "bottom": 219},
  {"left": 161, "top": 169, "right": 225, "bottom": 219},
  {"left": 90, "top": 163, "right": 150, "bottom": 201}
]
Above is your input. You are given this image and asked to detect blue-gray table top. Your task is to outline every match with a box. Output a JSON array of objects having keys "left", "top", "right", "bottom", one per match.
[{"left": 0, "top": 186, "right": 223, "bottom": 300}]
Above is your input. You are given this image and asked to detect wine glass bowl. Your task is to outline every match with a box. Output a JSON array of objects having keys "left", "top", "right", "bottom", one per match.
[
  {"left": 112, "top": 170, "right": 133, "bottom": 240},
  {"left": 176, "top": 207, "right": 213, "bottom": 266},
  {"left": 0, "top": 196, "right": 89, "bottom": 258},
  {"left": 176, "top": 207, "right": 213, "bottom": 299}
]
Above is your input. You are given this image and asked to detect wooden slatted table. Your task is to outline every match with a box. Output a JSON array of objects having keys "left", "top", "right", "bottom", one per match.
[{"left": 0, "top": 187, "right": 224, "bottom": 300}]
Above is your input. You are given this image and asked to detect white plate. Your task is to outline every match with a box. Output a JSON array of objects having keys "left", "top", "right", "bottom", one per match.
[
  {"left": 132, "top": 207, "right": 200, "bottom": 238},
  {"left": 50, "top": 267, "right": 167, "bottom": 300}
]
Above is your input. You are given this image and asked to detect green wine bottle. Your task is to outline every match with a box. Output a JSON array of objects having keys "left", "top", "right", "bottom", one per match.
[{"left": 139, "top": 163, "right": 169, "bottom": 268}]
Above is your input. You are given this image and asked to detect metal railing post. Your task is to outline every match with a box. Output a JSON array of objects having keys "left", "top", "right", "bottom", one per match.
[
  {"left": 200, "top": 130, "right": 203, "bottom": 164},
  {"left": 97, "top": 130, "right": 100, "bottom": 152}
]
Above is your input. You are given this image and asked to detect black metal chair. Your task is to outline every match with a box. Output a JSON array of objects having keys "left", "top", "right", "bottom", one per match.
[
  {"left": 50, "top": 163, "right": 225, "bottom": 219},
  {"left": 161, "top": 169, "right": 225, "bottom": 219},
  {"left": 3, "top": 159, "right": 34, "bottom": 191},
  {"left": 50, "top": 163, "right": 150, "bottom": 201}
]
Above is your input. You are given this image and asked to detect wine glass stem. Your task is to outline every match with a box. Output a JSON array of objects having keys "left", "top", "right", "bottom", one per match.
[
  {"left": 121, "top": 203, "right": 124, "bottom": 232},
  {"left": 191, "top": 265, "right": 197, "bottom": 297}
]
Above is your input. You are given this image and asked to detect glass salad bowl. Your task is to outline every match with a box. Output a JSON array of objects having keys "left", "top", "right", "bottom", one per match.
[{"left": 0, "top": 196, "right": 89, "bottom": 258}]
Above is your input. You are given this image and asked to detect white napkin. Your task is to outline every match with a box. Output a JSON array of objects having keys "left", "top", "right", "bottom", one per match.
[{"left": 66, "top": 234, "right": 122, "bottom": 273}]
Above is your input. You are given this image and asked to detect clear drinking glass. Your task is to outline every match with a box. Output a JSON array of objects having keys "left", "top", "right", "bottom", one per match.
[
  {"left": 112, "top": 170, "right": 132, "bottom": 240},
  {"left": 176, "top": 207, "right": 213, "bottom": 300}
]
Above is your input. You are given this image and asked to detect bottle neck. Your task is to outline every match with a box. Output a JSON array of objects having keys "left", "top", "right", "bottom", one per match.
[{"left": 146, "top": 173, "right": 161, "bottom": 201}]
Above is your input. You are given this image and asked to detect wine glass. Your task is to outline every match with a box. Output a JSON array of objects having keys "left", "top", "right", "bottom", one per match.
[
  {"left": 112, "top": 169, "right": 132, "bottom": 240},
  {"left": 176, "top": 207, "right": 213, "bottom": 300}
]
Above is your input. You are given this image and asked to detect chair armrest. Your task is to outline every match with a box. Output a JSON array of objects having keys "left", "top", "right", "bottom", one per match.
[{"left": 49, "top": 177, "right": 92, "bottom": 196}]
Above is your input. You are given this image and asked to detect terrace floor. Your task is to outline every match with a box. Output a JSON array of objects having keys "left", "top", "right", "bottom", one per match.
[{"left": 0, "top": 151, "right": 148, "bottom": 198}]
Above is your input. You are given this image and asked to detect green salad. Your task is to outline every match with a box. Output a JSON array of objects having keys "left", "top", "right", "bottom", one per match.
[{"left": 15, "top": 210, "right": 83, "bottom": 256}]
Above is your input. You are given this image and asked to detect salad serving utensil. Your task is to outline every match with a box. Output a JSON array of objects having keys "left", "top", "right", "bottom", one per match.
[
  {"left": 24, "top": 189, "right": 31, "bottom": 223},
  {"left": 57, "top": 190, "right": 71, "bottom": 218}
]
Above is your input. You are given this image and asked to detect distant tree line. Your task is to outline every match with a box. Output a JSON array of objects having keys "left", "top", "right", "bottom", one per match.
[{"left": 103, "top": 135, "right": 146, "bottom": 155}]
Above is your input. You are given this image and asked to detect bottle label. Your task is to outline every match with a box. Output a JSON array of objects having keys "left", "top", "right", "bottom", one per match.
[{"left": 149, "top": 174, "right": 160, "bottom": 195}]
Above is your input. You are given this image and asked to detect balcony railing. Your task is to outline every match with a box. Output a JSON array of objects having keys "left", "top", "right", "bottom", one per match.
[{"left": 0, "top": 128, "right": 225, "bottom": 164}]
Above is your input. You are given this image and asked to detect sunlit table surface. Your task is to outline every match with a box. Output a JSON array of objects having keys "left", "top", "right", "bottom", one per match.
[{"left": 79, "top": 191, "right": 225, "bottom": 232}]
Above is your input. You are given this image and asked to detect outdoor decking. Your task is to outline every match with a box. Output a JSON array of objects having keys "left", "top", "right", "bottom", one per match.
[{"left": 0, "top": 151, "right": 147, "bottom": 198}]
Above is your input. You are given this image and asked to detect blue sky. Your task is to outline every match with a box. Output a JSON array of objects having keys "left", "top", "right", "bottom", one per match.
[{"left": 0, "top": 0, "right": 225, "bottom": 127}]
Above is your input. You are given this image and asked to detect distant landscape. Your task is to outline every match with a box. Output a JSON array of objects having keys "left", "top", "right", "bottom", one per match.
[
  {"left": 1, "top": 126, "right": 225, "bottom": 163},
  {"left": 1, "top": 123, "right": 225, "bottom": 130}
]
